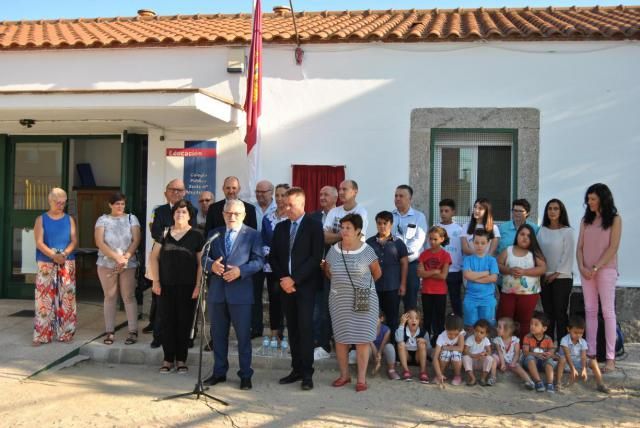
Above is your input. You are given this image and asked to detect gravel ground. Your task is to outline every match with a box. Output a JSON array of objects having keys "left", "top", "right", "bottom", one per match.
[{"left": 2, "top": 359, "right": 639, "bottom": 427}]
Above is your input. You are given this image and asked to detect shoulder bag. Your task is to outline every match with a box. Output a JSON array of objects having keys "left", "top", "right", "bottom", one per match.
[{"left": 340, "top": 244, "right": 372, "bottom": 313}]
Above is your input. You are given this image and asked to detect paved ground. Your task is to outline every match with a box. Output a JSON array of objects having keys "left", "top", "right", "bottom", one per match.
[
  {"left": 3, "top": 358, "right": 640, "bottom": 427},
  {"left": 2, "top": 298, "right": 640, "bottom": 427}
]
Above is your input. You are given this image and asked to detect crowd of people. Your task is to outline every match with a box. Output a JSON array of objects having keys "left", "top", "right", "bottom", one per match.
[{"left": 31, "top": 177, "right": 622, "bottom": 395}]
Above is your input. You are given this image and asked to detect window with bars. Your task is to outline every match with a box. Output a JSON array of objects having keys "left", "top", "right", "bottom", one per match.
[{"left": 431, "top": 130, "right": 516, "bottom": 225}]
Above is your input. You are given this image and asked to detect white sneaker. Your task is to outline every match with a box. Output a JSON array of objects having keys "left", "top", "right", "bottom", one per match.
[
  {"left": 348, "top": 349, "right": 357, "bottom": 365},
  {"left": 314, "top": 347, "right": 331, "bottom": 360}
]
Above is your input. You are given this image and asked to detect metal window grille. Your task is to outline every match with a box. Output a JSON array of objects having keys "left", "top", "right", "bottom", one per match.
[{"left": 432, "top": 130, "right": 514, "bottom": 225}]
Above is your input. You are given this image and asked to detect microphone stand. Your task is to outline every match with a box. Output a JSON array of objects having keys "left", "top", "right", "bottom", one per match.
[{"left": 156, "top": 235, "right": 228, "bottom": 405}]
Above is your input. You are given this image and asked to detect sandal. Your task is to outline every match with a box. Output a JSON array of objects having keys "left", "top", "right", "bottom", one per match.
[
  {"left": 176, "top": 366, "right": 189, "bottom": 374},
  {"left": 124, "top": 331, "right": 138, "bottom": 345},
  {"left": 103, "top": 332, "right": 115, "bottom": 345},
  {"left": 159, "top": 363, "right": 173, "bottom": 373}
]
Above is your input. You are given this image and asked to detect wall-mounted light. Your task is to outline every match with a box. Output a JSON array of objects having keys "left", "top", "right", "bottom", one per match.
[{"left": 19, "top": 118, "right": 36, "bottom": 128}]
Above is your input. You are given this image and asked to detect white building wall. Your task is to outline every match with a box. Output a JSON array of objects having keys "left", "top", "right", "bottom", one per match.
[{"left": 1, "top": 41, "right": 638, "bottom": 285}]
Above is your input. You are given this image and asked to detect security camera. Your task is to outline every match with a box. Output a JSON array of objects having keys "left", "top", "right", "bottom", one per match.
[{"left": 19, "top": 119, "right": 36, "bottom": 128}]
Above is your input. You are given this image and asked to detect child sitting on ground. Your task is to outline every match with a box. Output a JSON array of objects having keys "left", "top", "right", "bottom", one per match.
[
  {"left": 463, "top": 319, "right": 497, "bottom": 386},
  {"left": 557, "top": 315, "right": 610, "bottom": 394},
  {"left": 432, "top": 314, "right": 465, "bottom": 386},
  {"left": 522, "top": 311, "right": 558, "bottom": 393},
  {"left": 371, "top": 311, "right": 399, "bottom": 380},
  {"left": 492, "top": 317, "right": 535, "bottom": 390},
  {"left": 395, "top": 309, "right": 430, "bottom": 383}
]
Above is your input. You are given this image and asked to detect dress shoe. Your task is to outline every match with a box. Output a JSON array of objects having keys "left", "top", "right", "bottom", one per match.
[
  {"left": 301, "top": 379, "right": 314, "bottom": 391},
  {"left": 279, "top": 372, "right": 303, "bottom": 384},
  {"left": 203, "top": 375, "right": 226, "bottom": 386},
  {"left": 142, "top": 324, "right": 154, "bottom": 334},
  {"left": 150, "top": 339, "right": 161, "bottom": 349},
  {"left": 240, "top": 378, "right": 252, "bottom": 390},
  {"left": 203, "top": 340, "right": 213, "bottom": 352}
]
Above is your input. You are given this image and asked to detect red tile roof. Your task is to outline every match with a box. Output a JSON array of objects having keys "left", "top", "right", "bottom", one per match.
[{"left": 1, "top": 6, "right": 639, "bottom": 51}]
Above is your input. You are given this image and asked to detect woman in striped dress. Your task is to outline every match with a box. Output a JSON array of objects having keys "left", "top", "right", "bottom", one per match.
[{"left": 325, "top": 213, "right": 381, "bottom": 392}]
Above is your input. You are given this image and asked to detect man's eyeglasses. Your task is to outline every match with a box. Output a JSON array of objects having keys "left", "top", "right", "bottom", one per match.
[
  {"left": 199, "top": 198, "right": 212, "bottom": 203},
  {"left": 512, "top": 209, "right": 527, "bottom": 214},
  {"left": 167, "top": 187, "right": 186, "bottom": 193},
  {"left": 255, "top": 190, "right": 272, "bottom": 194},
  {"left": 224, "top": 211, "right": 244, "bottom": 217}
]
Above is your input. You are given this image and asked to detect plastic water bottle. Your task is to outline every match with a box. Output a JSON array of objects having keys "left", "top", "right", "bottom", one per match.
[
  {"left": 269, "top": 336, "right": 278, "bottom": 357},
  {"left": 262, "top": 336, "right": 270, "bottom": 356},
  {"left": 280, "top": 336, "right": 289, "bottom": 358}
]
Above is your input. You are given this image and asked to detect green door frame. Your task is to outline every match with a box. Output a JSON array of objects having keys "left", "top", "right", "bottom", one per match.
[
  {"left": 0, "top": 134, "right": 7, "bottom": 298},
  {"left": 0, "top": 133, "right": 148, "bottom": 299},
  {"left": 2, "top": 136, "right": 70, "bottom": 299}
]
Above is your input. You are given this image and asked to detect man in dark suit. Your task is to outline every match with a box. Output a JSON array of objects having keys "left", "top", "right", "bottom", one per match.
[
  {"left": 145, "top": 179, "right": 197, "bottom": 347},
  {"left": 270, "top": 187, "right": 324, "bottom": 390},
  {"left": 205, "top": 176, "right": 257, "bottom": 235},
  {"left": 203, "top": 200, "right": 263, "bottom": 390}
]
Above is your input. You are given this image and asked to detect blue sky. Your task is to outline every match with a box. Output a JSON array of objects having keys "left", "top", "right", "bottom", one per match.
[{"left": 2, "top": 1, "right": 637, "bottom": 21}]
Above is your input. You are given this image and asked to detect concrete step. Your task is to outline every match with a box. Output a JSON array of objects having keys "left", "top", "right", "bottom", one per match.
[
  {"left": 79, "top": 335, "right": 337, "bottom": 371},
  {"left": 79, "top": 336, "right": 640, "bottom": 391}
]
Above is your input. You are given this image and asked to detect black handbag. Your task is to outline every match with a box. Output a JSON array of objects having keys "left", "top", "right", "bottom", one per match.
[{"left": 340, "top": 244, "right": 372, "bottom": 313}]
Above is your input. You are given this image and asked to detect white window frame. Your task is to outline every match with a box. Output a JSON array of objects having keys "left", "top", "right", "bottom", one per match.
[{"left": 431, "top": 131, "right": 515, "bottom": 225}]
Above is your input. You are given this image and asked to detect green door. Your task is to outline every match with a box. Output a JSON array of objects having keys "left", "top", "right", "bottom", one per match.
[{"left": 3, "top": 137, "right": 68, "bottom": 299}]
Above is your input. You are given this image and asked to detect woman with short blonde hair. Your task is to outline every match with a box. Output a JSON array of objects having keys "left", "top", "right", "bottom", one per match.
[{"left": 33, "top": 187, "right": 77, "bottom": 345}]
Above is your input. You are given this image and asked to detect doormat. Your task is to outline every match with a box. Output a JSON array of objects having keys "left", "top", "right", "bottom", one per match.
[{"left": 9, "top": 309, "right": 35, "bottom": 317}]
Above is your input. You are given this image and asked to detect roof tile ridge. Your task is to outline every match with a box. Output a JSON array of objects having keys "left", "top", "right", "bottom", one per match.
[
  {"left": 461, "top": 9, "right": 482, "bottom": 38},
  {"left": 445, "top": 9, "right": 463, "bottom": 38},
  {"left": 477, "top": 8, "right": 502, "bottom": 38},
  {"left": 505, "top": 9, "right": 543, "bottom": 37},
  {"left": 388, "top": 11, "right": 418, "bottom": 39},
  {"left": 556, "top": 9, "right": 604, "bottom": 35},
  {"left": 75, "top": 20, "right": 118, "bottom": 46},
  {"left": 569, "top": 8, "right": 628, "bottom": 36},
  {"left": 358, "top": 11, "right": 399, "bottom": 39},
  {"left": 427, "top": 10, "right": 448, "bottom": 38},
  {"left": 521, "top": 9, "right": 563, "bottom": 37}
]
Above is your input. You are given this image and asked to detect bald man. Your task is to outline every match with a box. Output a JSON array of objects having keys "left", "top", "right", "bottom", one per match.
[
  {"left": 255, "top": 180, "right": 276, "bottom": 232},
  {"left": 205, "top": 176, "right": 257, "bottom": 235},
  {"left": 196, "top": 191, "right": 215, "bottom": 229}
]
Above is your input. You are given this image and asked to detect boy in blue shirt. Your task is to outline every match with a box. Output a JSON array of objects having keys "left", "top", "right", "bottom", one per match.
[{"left": 463, "top": 229, "right": 499, "bottom": 328}]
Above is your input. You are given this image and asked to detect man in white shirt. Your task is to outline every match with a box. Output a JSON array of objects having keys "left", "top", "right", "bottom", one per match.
[
  {"left": 392, "top": 184, "right": 428, "bottom": 311},
  {"left": 196, "top": 191, "right": 214, "bottom": 230},
  {"left": 254, "top": 180, "right": 276, "bottom": 232},
  {"left": 251, "top": 179, "right": 275, "bottom": 337},
  {"left": 323, "top": 180, "right": 368, "bottom": 244}
]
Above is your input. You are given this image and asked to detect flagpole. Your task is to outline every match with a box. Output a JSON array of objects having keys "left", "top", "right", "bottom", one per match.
[{"left": 245, "top": 0, "right": 261, "bottom": 200}]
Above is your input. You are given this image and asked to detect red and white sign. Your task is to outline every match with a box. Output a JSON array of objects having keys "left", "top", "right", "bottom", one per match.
[{"left": 165, "top": 148, "right": 217, "bottom": 158}]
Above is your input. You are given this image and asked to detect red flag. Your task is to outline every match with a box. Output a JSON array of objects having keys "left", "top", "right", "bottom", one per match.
[{"left": 244, "top": 0, "right": 262, "bottom": 155}]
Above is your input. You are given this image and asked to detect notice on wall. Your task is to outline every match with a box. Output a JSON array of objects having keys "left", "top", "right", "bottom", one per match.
[
  {"left": 21, "top": 228, "right": 38, "bottom": 274},
  {"left": 166, "top": 141, "right": 217, "bottom": 207}
]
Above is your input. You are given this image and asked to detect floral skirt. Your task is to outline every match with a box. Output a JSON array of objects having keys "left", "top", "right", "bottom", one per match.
[{"left": 34, "top": 260, "right": 77, "bottom": 343}]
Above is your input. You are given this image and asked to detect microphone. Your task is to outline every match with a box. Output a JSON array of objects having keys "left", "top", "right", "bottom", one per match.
[{"left": 205, "top": 231, "right": 221, "bottom": 247}]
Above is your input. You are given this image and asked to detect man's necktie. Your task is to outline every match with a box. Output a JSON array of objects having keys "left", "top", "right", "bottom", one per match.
[
  {"left": 289, "top": 221, "right": 298, "bottom": 253},
  {"left": 225, "top": 231, "right": 232, "bottom": 255}
]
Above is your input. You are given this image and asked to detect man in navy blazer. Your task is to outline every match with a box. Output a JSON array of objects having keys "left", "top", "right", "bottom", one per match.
[
  {"left": 270, "top": 187, "right": 324, "bottom": 390},
  {"left": 203, "top": 200, "right": 263, "bottom": 390}
]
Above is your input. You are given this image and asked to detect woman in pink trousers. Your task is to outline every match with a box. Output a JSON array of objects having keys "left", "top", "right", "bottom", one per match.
[{"left": 576, "top": 183, "right": 622, "bottom": 373}]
